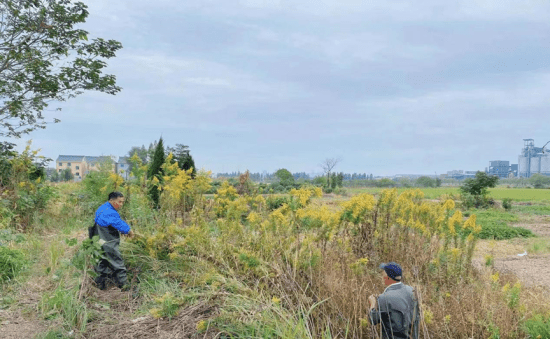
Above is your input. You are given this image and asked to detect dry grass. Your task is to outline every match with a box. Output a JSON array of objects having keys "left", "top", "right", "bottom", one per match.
[{"left": 87, "top": 301, "right": 218, "bottom": 339}]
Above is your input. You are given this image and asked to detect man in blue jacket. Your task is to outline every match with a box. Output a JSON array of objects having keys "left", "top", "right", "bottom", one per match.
[{"left": 90, "top": 191, "right": 134, "bottom": 291}]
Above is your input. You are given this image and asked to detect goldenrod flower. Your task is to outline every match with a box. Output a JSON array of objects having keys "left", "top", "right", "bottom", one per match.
[{"left": 196, "top": 320, "right": 207, "bottom": 332}]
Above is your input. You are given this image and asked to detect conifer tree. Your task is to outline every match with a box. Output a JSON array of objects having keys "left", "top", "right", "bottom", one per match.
[{"left": 148, "top": 137, "right": 165, "bottom": 208}]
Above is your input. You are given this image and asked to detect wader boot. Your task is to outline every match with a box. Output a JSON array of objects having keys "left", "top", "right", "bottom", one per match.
[{"left": 89, "top": 222, "right": 128, "bottom": 290}]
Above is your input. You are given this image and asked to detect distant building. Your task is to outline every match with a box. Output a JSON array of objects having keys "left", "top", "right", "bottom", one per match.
[
  {"left": 446, "top": 170, "right": 478, "bottom": 180},
  {"left": 55, "top": 155, "right": 127, "bottom": 181},
  {"left": 518, "top": 139, "right": 550, "bottom": 178},
  {"left": 56, "top": 155, "right": 86, "bottom": 181},
  {"left": 116, "top": 157, "right": 130, "bottom": 180},
  {"left": 486, "top": 161, "right": 515, "bottom": 178}
]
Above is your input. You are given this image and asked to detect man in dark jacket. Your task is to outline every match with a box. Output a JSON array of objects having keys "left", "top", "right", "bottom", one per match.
[
  {"left": 90, "top": 191, "right": 134, "bottom": 291},
  {"left": 369, "top": 262, "right": 419, "bottom": 339}
]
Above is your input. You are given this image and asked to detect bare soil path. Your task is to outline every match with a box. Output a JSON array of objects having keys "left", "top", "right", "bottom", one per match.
[
  {"left": 0, "top": 309, "right": 47, "bottom": 339},
  {"left": 474, "top": 214, "right": 550, "bottom": 289},
  {"left": 0, "top": 284, "right": 49, "bottom": 339}
]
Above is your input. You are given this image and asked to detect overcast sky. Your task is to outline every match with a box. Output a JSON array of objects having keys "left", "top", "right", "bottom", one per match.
[{"left": 12, "top": 0, "right": 550, "bottom": 175}]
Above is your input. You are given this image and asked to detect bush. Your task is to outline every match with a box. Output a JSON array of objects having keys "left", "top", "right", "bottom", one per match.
[
  {"left": 332, "top": 187, "right": 348, "bottom": 196},
  {"left": 0, "top": 246, "right": 27, "bottom": 282},
  {"left": 0, "top": 142, "right": 56, "bottom": 230},
  {"left": 461, "top": 193, "right": 495, "bottom": 209},
  {"left": 265, "top": 195, "right": 291, "bottom": 211},
  {"left": 502, "top": 198, "right": 513, "bottom": 210},
  {"left": 528, "top": 174, "right": 550, "bottom": 189}
]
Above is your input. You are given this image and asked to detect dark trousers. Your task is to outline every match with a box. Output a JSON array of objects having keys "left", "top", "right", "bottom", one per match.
[{"left": 89, "top": 223, "right": 128, "bottom": 285}]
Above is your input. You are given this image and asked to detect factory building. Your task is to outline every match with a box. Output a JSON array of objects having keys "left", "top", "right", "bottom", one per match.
[
  {"left": 486, "top": 160, "right": 518, "bottom": 178},
  {"left": 518, "top": 139, "right": 550, "bottom": 178}
]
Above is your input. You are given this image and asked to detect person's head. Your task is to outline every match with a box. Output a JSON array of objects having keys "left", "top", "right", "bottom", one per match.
[
  {"left": 379, "top": 262, "right": 402, "bottom": 286},
  {"left": 108, "top": 191, "right": 125, "bottom": 210}
]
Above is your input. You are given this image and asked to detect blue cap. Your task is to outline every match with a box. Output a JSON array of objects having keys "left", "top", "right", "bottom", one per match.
[{"left": 379, "top": 262, "right": 402, "bottom": 281}]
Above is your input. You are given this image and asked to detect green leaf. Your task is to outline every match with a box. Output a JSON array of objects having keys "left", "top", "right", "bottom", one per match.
[{"left": 64, "top": 237, "right": 78, "bottom": 246}]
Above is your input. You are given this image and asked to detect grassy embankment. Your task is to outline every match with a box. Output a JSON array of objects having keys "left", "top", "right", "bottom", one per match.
[{"left": 1, "top": 183, "right": 550, "bottom": 338}]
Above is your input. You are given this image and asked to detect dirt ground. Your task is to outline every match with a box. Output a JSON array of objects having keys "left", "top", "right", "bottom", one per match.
[
  {"left": 474, "top": 217, "right": 550, "bottom": 289},
  {"left": 493, "top": 255, "right": 550, "bottom": 288},
  {"left": 0, "top": 309, "right": 47, "bottom": 339}
]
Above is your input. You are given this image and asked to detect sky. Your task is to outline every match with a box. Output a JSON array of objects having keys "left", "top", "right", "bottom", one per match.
[{"left": 9, "top": 0, "right": 550, "bottom": 176}]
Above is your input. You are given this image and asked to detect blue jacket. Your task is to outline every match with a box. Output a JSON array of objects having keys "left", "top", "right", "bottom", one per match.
[{"left": 94, "top": 202, "right": 131, "bottom": 234}]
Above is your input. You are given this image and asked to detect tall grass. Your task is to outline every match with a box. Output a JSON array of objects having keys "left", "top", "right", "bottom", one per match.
[
  {"left": 115, "top": 184, "right": 546, "bottom": 338},
  {"left": 8, "top": 175, "right": 550, "bottom": 338}
]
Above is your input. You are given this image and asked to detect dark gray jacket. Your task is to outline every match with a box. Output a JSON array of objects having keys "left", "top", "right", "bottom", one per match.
[{"left": 369, "top": 283, "right": 419, "bottom": 339}]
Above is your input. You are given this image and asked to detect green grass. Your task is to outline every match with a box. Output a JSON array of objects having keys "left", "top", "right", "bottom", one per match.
[
  {"left": 0, "top": 246, "right": 28, "bottom": 283},
  {"left": 513, "top": 204, "right": 550, "bottom": 215},
  {"left": 525, "top": 238, "right": 550, "bottom": 254},
  {"left": 345, "top": 187, "right": 550, "bottom": 202},
  {"left": 488, "top": 188, "right": 550, "bottom": 202},
  {"left": 467, "top": 209, "right": 535, "bottom": 240},
  {"left": 522, "top": 314, "right": 550, "bottom": 339}
]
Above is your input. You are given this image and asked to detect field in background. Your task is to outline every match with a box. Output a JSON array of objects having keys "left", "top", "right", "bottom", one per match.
[{"left": 347, "top": 186, "right": 550, "bottom": 201}]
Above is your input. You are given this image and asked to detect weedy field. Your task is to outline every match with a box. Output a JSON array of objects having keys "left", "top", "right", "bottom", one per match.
[{"left": 1, "top": 173, "right": 550, "bottom": 338}]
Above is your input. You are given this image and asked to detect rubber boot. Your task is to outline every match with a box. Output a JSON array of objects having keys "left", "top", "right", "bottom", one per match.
[{"left": 94, "top": 274, "right": 107, "bottom": 290}]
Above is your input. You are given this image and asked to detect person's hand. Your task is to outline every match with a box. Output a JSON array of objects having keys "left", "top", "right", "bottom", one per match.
[
  {"left": 368, "top": 294, "right": 377, "bottom": 309},
  {"left": 127, "top": 230, "right": 135, "bottom": 238}
]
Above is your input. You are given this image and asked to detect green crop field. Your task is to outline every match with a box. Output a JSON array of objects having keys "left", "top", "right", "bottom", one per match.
[
  {"left": 346, "top": 187, "right": 550, "bottom": 201},
  {"left": 488, "top": 188, "right": 550, "bottom": 201}
]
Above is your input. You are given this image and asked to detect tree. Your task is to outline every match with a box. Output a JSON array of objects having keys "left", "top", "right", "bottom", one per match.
[
  {"left": 330, "top": 173, "right": 337, "bottom": 189},
  {"left": 312, "top": 176, "right": 327, "bottom": 187},
  {"left": 335, "top": 172, "right": 344, "bottom": 187},
  {"left": 320, "top": 158, "right": 340, "bottom": 189},
  {"left": 528, "top": 174, "right": 550, "bottom": 188},
  {"left": 61, "top": 168, "right": 73, "bottom": 181},
  {"left": 416, "top": 176, "right": 436, "bottom": 187},
  {"left": 49, "top": 169, "right": 60, "bottom": 182},
  {"left": 167, "top": 144, "right": 196, "bottom": 177},
  {"left": 147, "top": 137, "right": 165, "bottom": 208},
  {"left": 398, "top": 177, "right": 412, "bottom": 188},
  {"left": 274, "top": 168, "right": 294, "bottom": 187},
  {"left": 126, "top": 145, "right": 147, "bottom": 173},
  {"left": 147, "top": 141, "right": 157, "bottom": 163},
  {"left": 0, "top": 0, "right": 122, "bottom": 145},
  {"left": 460, "top": 171, "right": 499, "bottom": 197},
  {"left": 376, "top": 178, "right": 395, "bottom": 188}
]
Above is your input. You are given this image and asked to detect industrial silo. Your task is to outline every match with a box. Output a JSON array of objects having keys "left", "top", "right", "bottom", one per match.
[
  {"left": 518, "top": 155, "right": 530, "bottom": 177},
  {"left": 541, "top": 156, "right": 550, "bottom": 175},
  {"left": 530, "top": 157, "right": 541, "bottom": 174}
]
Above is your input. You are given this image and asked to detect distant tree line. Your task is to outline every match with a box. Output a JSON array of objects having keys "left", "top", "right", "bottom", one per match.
[{"left": 216, "top": 171, "right": 373, "bottom": 182}]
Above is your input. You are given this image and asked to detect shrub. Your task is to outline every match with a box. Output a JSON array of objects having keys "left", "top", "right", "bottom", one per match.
[
  {"left": 0, "top": 142, "right": 56, "bottom": 230},
  {"left": 0, "top": 246, "right": 27, "bottom": 282},
  {"left": 266, "top": 195, "right": 291, "bottom": 211},
  {"left": 502, "top": 198, "right": 513, "bottom": 210},
  {"left": 461, "top": 193, "right": 495, "bottom": 209}
]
